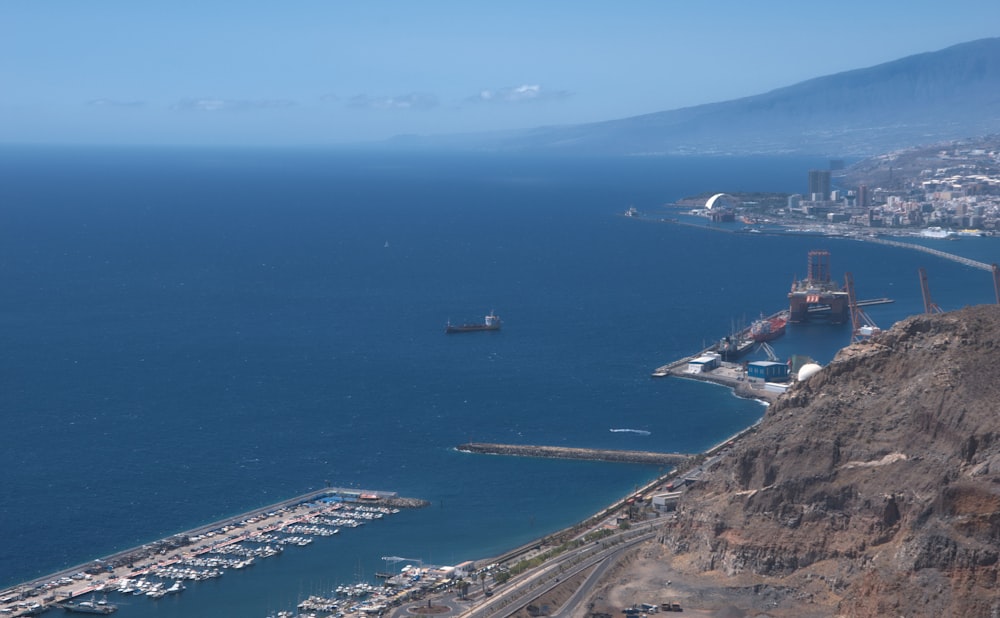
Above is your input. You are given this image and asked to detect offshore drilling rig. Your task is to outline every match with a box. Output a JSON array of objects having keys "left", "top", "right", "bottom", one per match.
[{"left": 788, "top": 250, "right": 849, "bottom": 323}]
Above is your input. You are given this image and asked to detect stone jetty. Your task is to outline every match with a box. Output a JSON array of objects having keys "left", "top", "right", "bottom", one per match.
[{"left": 457, "top": 442, "right": 690, "bottom": 466}]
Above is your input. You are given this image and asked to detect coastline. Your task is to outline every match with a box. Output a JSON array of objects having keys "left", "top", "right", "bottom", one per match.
[
  {"left": 5, "top": 152, "right": 992, "bottom": 602},
  {"left": 443, "top": 212, "right": 1000, "bottom": 615},
  {"left": 651, "top": 210, "right": 997, "bottom": 273},
  {"left": 1, "top": 409, "right": 763, "bottom": 618},
  {"left": 432, "top": 417, "right": 768, "bottom": 618}
]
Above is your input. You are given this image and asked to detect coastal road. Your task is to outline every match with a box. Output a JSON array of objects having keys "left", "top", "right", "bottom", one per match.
[
  {"left": 457, "top": 525, "right": 657, "bottom": 618},
  {"left": 549, "top": 541, "right": 630, "bottom": 618}
]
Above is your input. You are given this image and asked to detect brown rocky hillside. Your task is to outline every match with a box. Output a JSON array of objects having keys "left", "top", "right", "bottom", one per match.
[{"left": 607, "top": 305, "right": 1000, "bottom": 616}]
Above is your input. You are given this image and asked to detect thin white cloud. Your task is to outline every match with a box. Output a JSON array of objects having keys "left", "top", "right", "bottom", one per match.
[
  {"left": 470, "top": 84, "right": 571, "bottom": 104},
  {"left": 348, "top": 92, "right": 438, "bottom": 111},
  {"left": 171, "top": 98, "right": 295, "bottom": 112},
  {"left": 86, "top": 98, "right": 145, "bottom": 108}
]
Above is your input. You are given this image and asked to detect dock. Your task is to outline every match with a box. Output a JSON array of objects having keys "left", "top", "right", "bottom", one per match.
[
  {"left": 651, "top": 299, "right": 894, "bottom": 400},
  {"left": 654, "top": 356, "right": 782, "bottom": 401},
  {"left": 652, "top": 302, "right": 848, "bottom": 400},
  {"left": 0, "top": 486, "right": 428, "bottom": 617},
  {"left": 650, "top": 308, "right": 786, "bottom": 381},
  {"left": 457, "top": 442, "right": 690, "bottom": 466}
]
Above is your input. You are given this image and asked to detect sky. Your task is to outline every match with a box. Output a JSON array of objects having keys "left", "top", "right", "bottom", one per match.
[{"left": 2, "top": 1, "right": 999, "bottom": 147}]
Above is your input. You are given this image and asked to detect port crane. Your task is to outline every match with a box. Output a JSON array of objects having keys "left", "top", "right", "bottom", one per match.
[
  {"left": 918, "top": 267, "right": 944, "bottom": 314},
  {"left": 755, "top": 341, "right": 779, "bottom": 362},
  {"left": 845, "top": 272, "right": 880, "bottom": 343}
]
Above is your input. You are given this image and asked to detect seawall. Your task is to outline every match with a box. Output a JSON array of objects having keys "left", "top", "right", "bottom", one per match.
[{"left": 457, "top": 442, "right": 690, "bottom": 466}]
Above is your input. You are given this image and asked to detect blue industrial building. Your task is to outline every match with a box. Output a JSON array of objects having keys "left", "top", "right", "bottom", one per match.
[{"left": 747, "top": 360, "right": 789, "bottom": 382}]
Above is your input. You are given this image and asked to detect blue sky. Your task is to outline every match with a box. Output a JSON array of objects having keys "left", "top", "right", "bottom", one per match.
[{"left": 2, "top": 1, "right": 998, "bottom": 146}]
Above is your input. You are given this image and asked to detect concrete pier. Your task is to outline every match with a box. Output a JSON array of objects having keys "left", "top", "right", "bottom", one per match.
[
  {"left": 457, "top": 442, "right": 690, "bottom": 466},
  {"left": 650, "top": 299, "right": 888, "bottom": 400},
  {"left": 658, "top": 357, "right": 782, "bottom": 402}
]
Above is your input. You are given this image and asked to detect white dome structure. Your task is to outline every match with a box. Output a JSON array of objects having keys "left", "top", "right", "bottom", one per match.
[
  {"left": 797, "top": 363, "right": 822, "bottom": 381},
  {"left": 705, "top": 193, "right": 737, "bottom": 210}
]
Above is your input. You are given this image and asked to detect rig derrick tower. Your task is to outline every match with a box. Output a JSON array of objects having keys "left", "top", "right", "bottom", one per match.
[{"left": 918, "top": 267, "right": 944, "bottom": 314}]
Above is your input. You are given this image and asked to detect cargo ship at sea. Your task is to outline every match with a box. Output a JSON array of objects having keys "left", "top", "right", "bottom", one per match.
[{"left": 445, "top": 312, "right": 501, "bottom": 333}]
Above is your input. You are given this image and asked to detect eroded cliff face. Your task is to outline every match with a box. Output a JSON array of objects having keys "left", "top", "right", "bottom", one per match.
[{"left": 664, "top": 305, "right": 1000, "bottom": 616}]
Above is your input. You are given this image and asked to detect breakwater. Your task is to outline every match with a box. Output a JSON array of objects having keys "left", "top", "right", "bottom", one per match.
[
  {"left": 457, "top": 442, "right": 690, "bottom": 466},
  {"left": 857, "top": 236, "right": 994, "bottom": 271}
]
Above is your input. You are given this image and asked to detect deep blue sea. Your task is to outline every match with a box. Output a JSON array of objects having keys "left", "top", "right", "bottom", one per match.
[{"left": 0, "top": 147, "right": 996, "bottom": 616}]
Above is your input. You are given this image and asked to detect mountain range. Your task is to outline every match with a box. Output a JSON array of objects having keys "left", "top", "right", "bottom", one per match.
[{"left": 398, "top": 38, "right": 1000, "bottom": 157}]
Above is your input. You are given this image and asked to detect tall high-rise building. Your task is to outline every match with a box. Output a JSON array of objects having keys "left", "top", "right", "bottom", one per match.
[
  {"left": 857, "top": 184, "right": 870, "bottom": 209},
  {"left": 808, "top": 170, "right": 831, "bottom": 200}
]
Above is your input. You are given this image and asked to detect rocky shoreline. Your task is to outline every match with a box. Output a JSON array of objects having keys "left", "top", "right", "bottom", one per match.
[{"left": 588, "top": 305, "right": 1000, "bottom": 617}]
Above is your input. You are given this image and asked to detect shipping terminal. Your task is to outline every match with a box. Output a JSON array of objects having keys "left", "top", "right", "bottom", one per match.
[{"left": 652, "top": 251, "right": 895, "bottom": 399}]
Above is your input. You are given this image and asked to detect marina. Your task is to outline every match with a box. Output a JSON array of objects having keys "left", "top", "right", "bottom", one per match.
[{"left": 0, "top": 488, "right": 427, "bottom": 618}]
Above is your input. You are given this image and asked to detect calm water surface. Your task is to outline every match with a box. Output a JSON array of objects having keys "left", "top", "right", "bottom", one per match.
[{"left": 0, "top": 147, "right": 995, "bottom": 616}]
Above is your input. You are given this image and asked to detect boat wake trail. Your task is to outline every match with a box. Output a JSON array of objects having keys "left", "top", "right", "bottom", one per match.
[{"left": 609, "top": 428, "right": 651, "bottom": 436}]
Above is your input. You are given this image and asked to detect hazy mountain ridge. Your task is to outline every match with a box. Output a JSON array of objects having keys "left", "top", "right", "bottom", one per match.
[{"left": 400, "top": 38, "right": 1000, "bottom": 156}]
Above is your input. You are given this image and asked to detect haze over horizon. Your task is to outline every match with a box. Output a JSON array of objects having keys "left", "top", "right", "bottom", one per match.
[{"left": 3, "top": 1, "right": 999, "bottom": 148}]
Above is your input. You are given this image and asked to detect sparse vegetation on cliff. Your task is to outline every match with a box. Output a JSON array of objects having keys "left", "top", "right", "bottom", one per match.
[{"left": 591, "top": 305, "right": 1000, "bottom": 617}]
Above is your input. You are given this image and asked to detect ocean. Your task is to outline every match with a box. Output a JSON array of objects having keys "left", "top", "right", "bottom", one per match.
[{"left": 0, "top": 146, "right": 996, "bottom": 616}]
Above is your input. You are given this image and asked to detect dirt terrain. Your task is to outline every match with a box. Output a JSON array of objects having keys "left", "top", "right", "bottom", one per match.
[
  {"left": 578, "top": 306, "right": 1000, "bottom": 617},
  {"left": 582, "top": 541, "right": 841, "bottom": 617}
]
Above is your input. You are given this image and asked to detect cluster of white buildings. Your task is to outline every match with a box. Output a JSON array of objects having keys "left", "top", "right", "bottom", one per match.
[{"left": 786, "top": 144, "right": 1000, "bottom": 234}]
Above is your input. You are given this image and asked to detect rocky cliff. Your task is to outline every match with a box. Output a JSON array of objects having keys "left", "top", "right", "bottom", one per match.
[{"left": 662, "top": 305, "right": 1000, "bottom": 616}]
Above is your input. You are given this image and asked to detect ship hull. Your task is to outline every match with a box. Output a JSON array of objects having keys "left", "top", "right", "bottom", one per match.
[
  {"left": 715, "top": 337, "right": 753, "bottom": 361},
  {"left": 750, "top": 317, "right": 787, "bottom": 342},
  {"left": 56, "top": 602, "right": 117, "bottom": 615},
  {"left": 445, "top": 312, "right": 501, "bottom": 333},
  {"left": 445, "top": 324, "right": 500, "bottom": 334}
]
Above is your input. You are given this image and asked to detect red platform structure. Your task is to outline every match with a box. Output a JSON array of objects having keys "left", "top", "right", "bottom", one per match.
[{"left": 788, "top": 250, "right": 849, "bottom": 323}]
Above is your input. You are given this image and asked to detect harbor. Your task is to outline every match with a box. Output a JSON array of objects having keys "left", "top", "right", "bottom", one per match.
[
  {"left": 650, "top": 303, "right": 793, "bottom": 402},
  {"left": 652, "top": 351, "right": 785, "bottom": 402},
  {"left": 0, "top": 488, "right": 428, "bottom": 617},
  {"left": 651, "top": 298, "right": 895, "bottom": 402}
]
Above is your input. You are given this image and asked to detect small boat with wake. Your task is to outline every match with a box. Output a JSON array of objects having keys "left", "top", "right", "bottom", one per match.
[
  {"left": 445, "top": 311, "right": 501, "bottom": 333},
  {"left": 610, "top": 428, "right": 651, "bottom": 436}
]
